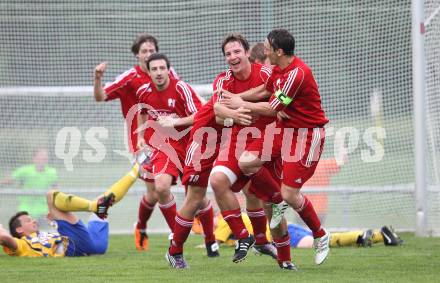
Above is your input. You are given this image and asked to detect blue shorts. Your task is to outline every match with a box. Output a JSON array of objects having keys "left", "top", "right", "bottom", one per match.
[
  {"left": 56, "top": 219, "right": 109, "bottom": 257},
  {"left": 288, "top": 224, "right": 312, "bottom": 247}
]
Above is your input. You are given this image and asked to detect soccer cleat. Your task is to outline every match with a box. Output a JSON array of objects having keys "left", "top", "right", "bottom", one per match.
[
  {"left": 253, "top": 243, "right": 278, "bottom": 259},
  {"left": 357, "top": 229, "right": 373, "bottom": 247},
  {"left": 314, "top": 229, "right": 330, "bottom": 265},
  {"left": 134, "top": 227, "right": 149, "bottom": 251},
  {"left": 279, "top": 261, "right": 298, "bottom": 271},
  {"left": 95, "top": 193, "right": 115, "bottom": 219},
  {"left": 381, "top": 226, "right": 403, "bottom": 246},
  {"left": 165, "top": 251, "right": 189, "bottom": 269},
  {"left": 206, "top": 241, "right": 220, "bottom": 257},
  {"left": 232, "top": 235, "right": 255, "bottom": 263},
  {"left": 270, "top": 201, "right": 289, "bottom": 229}
]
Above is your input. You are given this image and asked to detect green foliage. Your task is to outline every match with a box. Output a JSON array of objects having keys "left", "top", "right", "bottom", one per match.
[{"left": 0, "top": 233, "right": 439, "bottom": 283}]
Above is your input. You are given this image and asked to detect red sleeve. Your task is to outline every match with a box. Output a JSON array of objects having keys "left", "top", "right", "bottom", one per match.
[
  {"left": 103, "top": 68, "right": 137, "bottom": 101},
  {"left": 259, "top": 65, "right": 272, "bottom": 86},
  {"left": 269, "top": 67, "right": 304, "bottom": 111},
  {"left": 176, "top": 81, "right": 202, "bottom": 115},
  {"left": 212, "top": 70, "right": 231, "bottom": 103}
]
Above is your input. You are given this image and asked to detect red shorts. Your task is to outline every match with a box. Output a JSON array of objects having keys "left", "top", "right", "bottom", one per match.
[
  {"left": 140, "top": 145, "right": 186, "bottom": 184},
  {"left": 212, "top": 125, "right": 271, "bottom": 184},
  {"left": 181, "top": 136, "right": 221, "bottom": 187},
  {"left": 246, "top": 127, "right": 325, "bottom": 189}
]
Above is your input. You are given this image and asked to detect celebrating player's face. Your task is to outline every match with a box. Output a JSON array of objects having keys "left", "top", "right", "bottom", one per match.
[
  {"left": 137, "top": 41, "right": 157, "bottom": 65},
  {"left": 263, "top": 39, "right": 277, "bottom": 65},
  {"left": 149, "top": 59, "right": 170, "bottom": 90},
  {"left": 224, "top": 41, "right": 250, "bottom": 75}
]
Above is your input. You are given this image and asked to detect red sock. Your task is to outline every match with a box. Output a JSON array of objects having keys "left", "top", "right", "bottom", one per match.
[
  {"left": 136, "top": 196, "right": 155, "bottom": 230},
  {"left": 197, "top": 201, "right": 216, "bottom": 243},
  {"left": 273, "top": 234, "right": 291, "bottom": 263},
  {"left": 250, "top": 167, "right": 282, "bottom": 204},
  {"left": 295, "top": 195, "right": 325, "bottom": 238},
  {"left": 159, "top": 196, "right": 177, "bottom": 232},
  {"left": 169, "top": 213, "right": 193, "bottom": 255},
  {"left": 246, "top": 208, "right": 268, "bottom": 245},
  {"left": 221, "top": 209, "right": 249, "bottom": 239}
]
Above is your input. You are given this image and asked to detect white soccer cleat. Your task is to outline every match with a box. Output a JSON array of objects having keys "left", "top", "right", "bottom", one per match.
[
  {"left": 314, "top": 229, "right": 330, "bottom": 265},
  {"left": 269, "top": 201, "right": 289, "bottom": 229}
]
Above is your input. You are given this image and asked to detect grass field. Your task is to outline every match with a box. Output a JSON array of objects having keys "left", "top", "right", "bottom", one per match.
[{"left": 1, "top": 233, "right": 439, "bottom": 283}]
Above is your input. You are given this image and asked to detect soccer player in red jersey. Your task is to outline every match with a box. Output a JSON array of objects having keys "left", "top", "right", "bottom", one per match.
[
  {"left": 135, "top": 54, "right": 217, "bottom": 257},
  {"left": 237, "top": 29, "right": 331, "bottom": 265},
  {"left": 209, "top": 34, "right": 295, "bottom": 269},
  {"left": 93, "top": 34, "right": 178, "bottom": 251},
  {"left": 166, "top": 35, "right": 263, "bottom": 269}
]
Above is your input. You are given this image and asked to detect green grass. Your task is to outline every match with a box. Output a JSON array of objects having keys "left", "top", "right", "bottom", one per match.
[{"left": 1, "top": 233, "right": 439, "bottom": 283}]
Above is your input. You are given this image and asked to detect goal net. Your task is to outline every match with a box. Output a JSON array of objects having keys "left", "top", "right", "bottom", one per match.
[{"left": 0, "top": 0, "right": 439, "bottom": 234}]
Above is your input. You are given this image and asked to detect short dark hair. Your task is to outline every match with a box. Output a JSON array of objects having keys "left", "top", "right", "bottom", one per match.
[
  {"left": 131, "top": 33, "right": 159, "bottom": 55},
  {"left": 146, "top": 53, "right": 170, "bottom": 70},
  {"left": 250, "top": 42, "right": 266, "bottom": 64},
  {"left": 9, "top": 211, "right": 29, "bottom": 238},
  {"left": 221, "top": 33, "right": 250, "bottom": 56},
  {"left": 267, "top": 29, "right": 295, "bottom": 56}
]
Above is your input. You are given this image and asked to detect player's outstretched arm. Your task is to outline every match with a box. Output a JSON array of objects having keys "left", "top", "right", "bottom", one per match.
[
  {"left": 93, "top": 62, "right": 108, "bottom": 102},
  {"left": 0, "top": 224, "right": 18, "bottom": 251}
]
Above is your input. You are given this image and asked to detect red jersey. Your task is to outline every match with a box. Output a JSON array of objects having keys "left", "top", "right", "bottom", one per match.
[
  {"left": 217, "top": 63, "right": 273, "bottom": 132},
  {"left": 136, "top": 77, "right": 202, "bottom": 153},
  {"left": 103, "top": 65, "right": 179, "bottom": 152},
  {"left": 267, "top": 57, "right": 328, "bottom": 128}
]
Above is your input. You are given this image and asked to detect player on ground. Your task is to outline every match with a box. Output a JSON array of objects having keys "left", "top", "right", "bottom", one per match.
[
  {"left": 93, "top": 34, "right": 178, "bottom": 251},
  {"left": 135, "top": 54, "right": 216, "bottom": 260},
  {"left": 234, "top": 29, "right": 331, "bottom": 265},
  {"left": 0, "top": 158, "right": 145, "bottom": 257}
]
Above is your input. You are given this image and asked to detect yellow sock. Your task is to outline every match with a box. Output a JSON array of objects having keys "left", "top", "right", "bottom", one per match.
[
  {"left": 330, "top": 231, "right": 363, "bottom": 247},
  {"left": 101, "top": 164, "right": 139, "bottom": 203},
  {"left": 372, "top": 230, "right": 384, "bottom": 244},
  {"left": 53, "top": 191, "right": 94, "bottom": 212}
]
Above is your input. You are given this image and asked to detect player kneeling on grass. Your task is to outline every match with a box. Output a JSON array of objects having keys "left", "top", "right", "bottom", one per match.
[{"left": 0, "top": 158, "right": 145, "bottom": 257}]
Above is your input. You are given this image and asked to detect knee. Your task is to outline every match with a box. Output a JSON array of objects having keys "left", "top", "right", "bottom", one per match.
[
  {"left": 46, "top": 190, "right": 59, "bottom": 204},
  {"left": 154, "top": 179, "right": 171, "bottom": 196},
  {"left": 281, "top": 187, "right": 302, "bottom": 208},
  {"left": 238, "top": 152, "right": 261, "bottom": 175},
  {"left": 209, "top": 172, "right": 230, "bottom": 193}
]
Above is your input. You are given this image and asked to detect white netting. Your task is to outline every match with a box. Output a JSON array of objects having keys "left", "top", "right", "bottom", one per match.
[{"left": 0, "top": 0, "right": 439, "bottom": 234}]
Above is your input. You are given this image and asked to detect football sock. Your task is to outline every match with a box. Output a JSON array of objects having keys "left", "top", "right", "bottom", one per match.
[
  {"left": 247, "top": 208, "right": 269, "bottom": 245},
  {"left": 273, "top": 234, "right": 291, "bottom": 263},
  {"left": 221, "top": 209, "right": 249, "bottom": 240},
  {"left": 53, "top": 191, "right": 94, "bottom": 212},
  {"left": 159, "top": 196, "right": 177, "bottom": 231},
  {"left": 295, "top": 195, "right": 325, "bottom": 238},
  {"left": 330, "top": 231, "right": 363, "bottom": 247},
  {"left": 169, "top": 213, "right": 193, "bottom": 255},
  {"left": 101, "top": 164, "right": 139, "bottom": 203},
  {"left": 136, "top": 196, "right": 155, "bottom": 230},
  {"left": 198, "top": 201, "right": 216, "bottom": 243},
  {"left": 372, "top": 230, "right": 384, "bottom": 243}
]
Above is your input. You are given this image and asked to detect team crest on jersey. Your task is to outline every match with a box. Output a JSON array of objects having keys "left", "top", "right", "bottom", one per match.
[{"left": 168, "top": 98, "right": 176, "bottom": 108}]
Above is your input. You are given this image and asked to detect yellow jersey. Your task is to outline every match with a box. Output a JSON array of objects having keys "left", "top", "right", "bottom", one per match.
[{"left": 3, "top": 231, "right": 69, "bottom": 257}]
